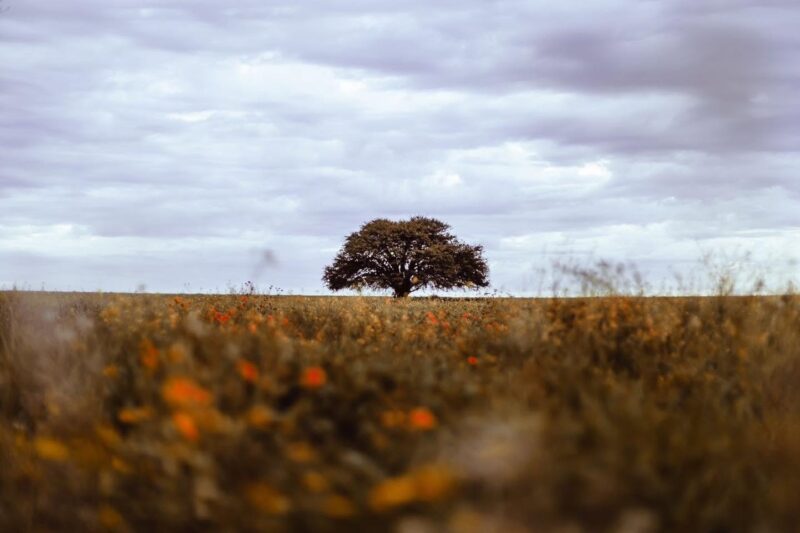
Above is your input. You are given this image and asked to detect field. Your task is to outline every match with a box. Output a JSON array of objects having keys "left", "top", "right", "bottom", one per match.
[{"left": 1, "top": 290, "right": 799, "bottom": 532}]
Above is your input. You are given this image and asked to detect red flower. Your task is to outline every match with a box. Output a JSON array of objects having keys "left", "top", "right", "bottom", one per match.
[
  {"left": 162, "top": 377, "right": 213, "bottom": 408},
  {"left": 300, "top": 366, "right": 327, "bottom": 389},
  {"left": 238, "top": 360, "right": 259, "bottom": 383},
  {"left": 408, "top": 407, "right": 437, "bottom": 431}
]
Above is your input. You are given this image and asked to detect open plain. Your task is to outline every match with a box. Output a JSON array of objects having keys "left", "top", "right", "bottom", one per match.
[{"left": 1, "top": 291, "right": 799, "bottom": 532}]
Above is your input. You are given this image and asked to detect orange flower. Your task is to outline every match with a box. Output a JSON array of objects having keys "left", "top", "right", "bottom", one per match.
[
  {"left": 166, "top": 343, "right": 187, "bottom": 364},
  {"left": 245, "top": 483, "right": 291, "bottom": 514},
  {"left": 111, "top": 457, "right": 132, "bottom": 474},
  {"left": 425, "top": 311, "right": 439, "bottom": 325},
  {"left": 286, "top": 441, "right": 317, "bottom": 463},
  {"left": 466, "top": 356, "right": 479, "bottom": 366},
  {"left": 300, "top": 366, "right": 327, "bottom": 389},
  {"left": 302, "top": 471, "right": 330, "bottom": 493},
  {"left": 380, "top": 409, "right": 406, "bottom": 428},
  {"left": 172, "top": 411, "right": 199, "bottom": 441},
  {"left": 140, "top": 339, "right": 159, "bottom": 370},
  {"left": 408, "top": 407, "right": 437, "bottom": 431},
  {"left": 162, "top": 377, "right": 212, "bottom": 408},
  {"left": 97, "top": 505, "right": 124, "bottom": 529},
  {"left": 95, "top": 425, "right": 122, "bottom": 447},
  {"left": 238, "top": 360, "right": 259, "bottom": 383},
  {"left": 34, "top": 437, "right": 70, "bottom": 461},
  {"left": 321, "top": 494, "right": 357, "bottom": 518},
  {"left": 118, "top": 406, "right": 153, "bottom": 424},
  {"left": 211, "top": 308, "right": 233, "bottom": 325},
  {"left": 412, "top": 464, "right": 456, "bottom": 502},
  {"left": 102, "top": 364, "right": 119, "bottom": 378},
  {"left": 368, "top": 464, "right": 456, "bottom": 512},
  {"left": 245, "top": 405, "right": 274, "bottom": 429},
  {"left": 368, "top": 475, "right": 416, "bottom": 511}
]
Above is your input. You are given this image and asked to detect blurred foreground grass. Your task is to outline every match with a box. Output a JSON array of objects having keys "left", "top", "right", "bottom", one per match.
[{"left": 1, "top": 291, "right": 799, "bottom": 532}]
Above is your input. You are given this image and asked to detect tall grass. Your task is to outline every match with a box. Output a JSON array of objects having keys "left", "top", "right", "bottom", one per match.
[{"left": 1, "top": 285, "right": 799, "bottom": 531}]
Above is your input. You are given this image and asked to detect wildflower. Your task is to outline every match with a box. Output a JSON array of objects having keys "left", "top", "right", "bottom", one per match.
[
  {"left": 286, "top": 441, "right": 317, "bottom": 463},
  {"left": 381, "top": 409, "right": 406, "bottom": 428},
  {"left": 408, "top": 407, "right": 437, "bottom": 431},
  {"left": 300, "top": 366, "right": 327, "bottom": 389},
  {"left": 426, "top": 311, "right": 439, "bottom": 325},
  {"left": 97, "top": 505, "right": 124, "bottom": 529},
  {"left": 118, "top": 406, "right": 153, "bottom": 424},
  {"left": 111, "top": 457, "right": 133, "bottom": 474},
  {"left": 212, "top": 309, "right": 232, "bottom": 325},
  {"left": 368, "top": 475, "right": 417, "bottom": 511},
  {"left": 466, "top": 356, "right": 479, "bottom": 366},
  {"left": 322, "top": 495, "right": 357, "bottom": 518},
  {"left": 172, "top": 411, "right": 199, "bottom": 441},
  {"left": 34, "top": 437, "right": 70, "bottom": 461},
  {"left": 245, "top": 405, "right": 274, "bottom": 429},
  {"left": 162, "top": 377, "right": 212, "bottom": 408},
  {"left": 100, "top": 305, "right": 120, "bottom": 323},
  {"left": 102, "top": 364, "right": 119, "bottom": 378},
  {"left": 95, "top": 425, "right": 121, "bottom": 447},
  {"left": 244, "top": 483, "right": 291, "bottom": 515},
  {"left": 412, "top": 464, "right": 456, "bottom": 502},
  {"left": 167, "top": 342, "right": 187, "bottom": 364},
  {"left": 140, "top": 339, "right": 159, "bottom": 371},
  {"left": 302, "top": 471, "right": 330, "bottom": 493},
  {"left": 237, "top": 360, "right": 259, "bottom": 383},
  {"left": 368, "top": 464, "right": 456, "bottom": 512}
]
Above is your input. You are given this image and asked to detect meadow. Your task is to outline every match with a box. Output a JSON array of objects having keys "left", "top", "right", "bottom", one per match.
[{"left": 1, "top": 289, "right": 799, "bottom": 532}]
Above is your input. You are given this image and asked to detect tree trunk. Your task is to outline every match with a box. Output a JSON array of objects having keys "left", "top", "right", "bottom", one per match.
[{"left": 394, "top": 278, "right": 412, "bottom": 298}]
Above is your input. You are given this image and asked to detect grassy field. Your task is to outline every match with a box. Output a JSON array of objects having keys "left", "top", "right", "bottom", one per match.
[{"left": 1, "top": 290, "right": 799, "bottom": 532}]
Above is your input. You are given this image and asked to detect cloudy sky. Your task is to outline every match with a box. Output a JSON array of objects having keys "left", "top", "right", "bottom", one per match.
[{"left": 1, "top": 0, "right": 798, "bottom": 294}]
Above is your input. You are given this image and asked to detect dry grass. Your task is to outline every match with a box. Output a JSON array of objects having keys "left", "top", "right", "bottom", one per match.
[{"left": 1, "top": 290, "right": 799, "bottom": 532}]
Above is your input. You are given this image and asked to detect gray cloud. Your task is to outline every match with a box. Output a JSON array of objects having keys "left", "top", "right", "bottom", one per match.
[{"left": 0, "top": 0, "right": 798, "bottom": 293}]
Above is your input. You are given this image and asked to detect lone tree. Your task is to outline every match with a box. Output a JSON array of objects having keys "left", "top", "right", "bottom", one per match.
[{"left": 323, "top": 217, "right": 489, "bottom": 297}]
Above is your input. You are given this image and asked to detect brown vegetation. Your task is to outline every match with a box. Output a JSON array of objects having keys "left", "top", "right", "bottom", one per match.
[{"left": 1, "top": 290, "right": 799, "bottom": 531}]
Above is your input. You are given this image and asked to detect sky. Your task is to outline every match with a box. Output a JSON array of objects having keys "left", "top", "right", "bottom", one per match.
[{"left": 1, "top": 0, "right": 798, "bottom": 295}]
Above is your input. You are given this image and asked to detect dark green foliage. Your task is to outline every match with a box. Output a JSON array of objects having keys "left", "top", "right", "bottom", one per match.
[{"left": 323, "top": 217, "right": 489, "bottom": 297}]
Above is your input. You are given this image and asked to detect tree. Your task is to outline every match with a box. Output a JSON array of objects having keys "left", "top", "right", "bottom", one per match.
[{"left": 323, "top": 217, "right": 489, "bottom": 297}]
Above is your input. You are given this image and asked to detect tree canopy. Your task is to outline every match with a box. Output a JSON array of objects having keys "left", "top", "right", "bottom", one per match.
[{"left": 322, "top": 217, "right": 489, "bottom": 297}]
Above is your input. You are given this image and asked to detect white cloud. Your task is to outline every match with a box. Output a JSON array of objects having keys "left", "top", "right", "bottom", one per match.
[
  {"left": 0, "top": 0, "right": 798, "bottom": 294},
  {"left": 168, "top": 110, "right": 216, "bottom": 123},
  {"left": 578, "top": 161, "right": 612, "bottom": 179},
  {"left": 426, "top": 170, "right": 463, "bottom": 188}
]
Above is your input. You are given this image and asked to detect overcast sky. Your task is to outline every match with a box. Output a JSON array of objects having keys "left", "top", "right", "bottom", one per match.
[{"left": 1, "top": 0, "right": 798, "bottom": 295}]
